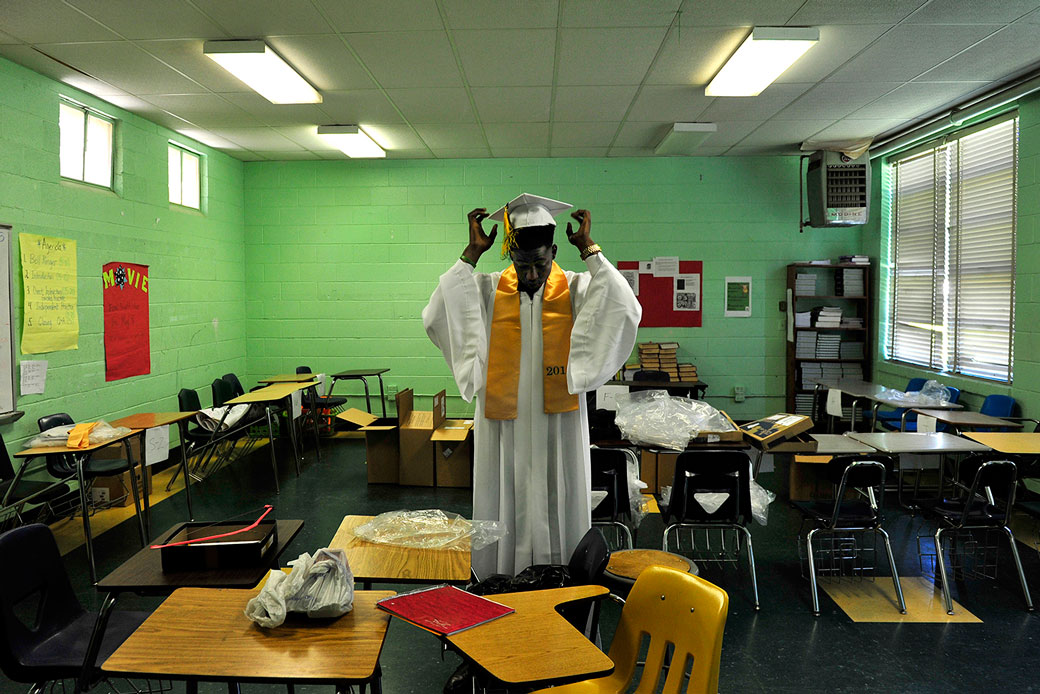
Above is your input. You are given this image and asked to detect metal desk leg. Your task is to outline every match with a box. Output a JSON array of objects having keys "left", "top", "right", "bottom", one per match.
[
  {"left": 76, "top": 455, "right": 99, "bottom": 585},
  {"left": 176, "top": 420, "right": 194, "bottom": 520},
  {"left": 900, "top": 410, "right": 909, "bottom": 432},
  {"left": 871, "top": 402, "right": 881, "bottom": 431},
  {"left": 375, "top": 374, "right": 387, "bottom": 419},
  {"left": 307, "top": 384, "right": 322, "bottom": 463},
  {"left": 264, "top": 406, "right": 281, "bottom": 494},
  {"left": 850, "top": 397, "right": 861, "bottom": 432},
  {"left": 126, "top": 435, "right": 150, "bottom": 541},
  {"left": 360, "top": 377, "right": 373, "bottom": 415},
  {"left": 283, "top": 396, "right": 302, "bottom": 477}
]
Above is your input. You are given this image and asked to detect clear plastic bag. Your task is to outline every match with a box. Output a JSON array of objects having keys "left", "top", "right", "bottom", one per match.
[
  {"left": 245, "top": 548, "right": 354, "bottom": 628},
  {"left": 749, "top": 480, "right": 776, "bottom": 526},
  {"left": 26, "top": 421, "right": 132, "bottom": 448},
  {"left": 876, "top": 379, "right": 951, "bottom": 406},
  {"left": 354, "top": 509, "right": 505, "bottom": 551},
  {"left": 613, "top": 390, "right": 736, "bottom": 451}
]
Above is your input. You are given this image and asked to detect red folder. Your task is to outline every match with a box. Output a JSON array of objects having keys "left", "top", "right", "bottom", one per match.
[{"left": 376, "top": 585, "right": 514, "bottom": 636}]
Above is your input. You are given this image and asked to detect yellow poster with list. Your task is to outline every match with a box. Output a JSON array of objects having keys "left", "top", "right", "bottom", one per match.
[{"left": 20, "top": 233, "right": 78, "bottom": 354}]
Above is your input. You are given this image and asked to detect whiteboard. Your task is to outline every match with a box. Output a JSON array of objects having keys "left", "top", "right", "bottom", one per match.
[{"left": 0, "top": 226, "right": 14, "bottom": 415}]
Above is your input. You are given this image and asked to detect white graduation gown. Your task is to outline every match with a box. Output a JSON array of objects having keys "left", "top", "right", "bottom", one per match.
[{"left": 422, "top": 253, "right": 641, "bottom": 577}]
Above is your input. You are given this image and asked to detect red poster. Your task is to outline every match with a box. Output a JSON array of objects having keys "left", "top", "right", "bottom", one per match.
[
  {"left": 618, "top": 260, "right": 702, "bottom": 328},
  {"left": 103, "top": 262, "right": 150, "bottom": 381}
]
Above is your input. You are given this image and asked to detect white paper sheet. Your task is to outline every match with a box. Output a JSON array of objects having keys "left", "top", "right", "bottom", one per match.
[
  {"left": 917, "top": 415, "right": 937, "bottom": 433},
  {"left": 620, "top": 270, "right": 639, "bottom": 296},
  {"left": 673, "top": 274, "right": 700, "bottom": 311},
  {"left": 291, "top": 390, "right": 303, "bottom": 419},
  {"left": 825, "top": 389, "right": 844, "bottom": 417},
  {"left": 652, "top": 256, "right": 679, "bottom": 277},
  {"left": 145, "top": 425, "right": 170, "bottom": 466},
  {"left": 596, "top": 385, "right": 630, "bottom": 411},
  {"left": 20, "top": 360, "right": 47, "bottom": 395}
]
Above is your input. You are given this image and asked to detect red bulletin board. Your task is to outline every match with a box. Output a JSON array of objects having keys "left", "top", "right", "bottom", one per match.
[{"left": 617, "top": 260, "right": 702, "bottom": 328}]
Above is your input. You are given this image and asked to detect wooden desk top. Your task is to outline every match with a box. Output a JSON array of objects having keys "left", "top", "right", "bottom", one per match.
[
  {"left": 15, "top": 428, "right": 139, "bottom": 458},
  {"left": 228, "top": 381, "right": 316, "bottom": 404},
  {"left": 332, "top": 369, "right": 390, "bottom": 378},
  {"left": 811, "top": 379, "right": 888, "bottom": 399},
  {"left": 328, "top": 515, "right": 470, "bottom": 585},
  {"left": 606, "top": 549, "right": 695, "bottom": 581},
  {"left": 911, "top": 409, "right": 1023, "bottom": 429},
  {"left": 846, "top": 432, "right": 990, "bottom": 454},
  {"left": 110, "top": 412, "right": 198, "bottom": 430},
  {"left": 810, "top": 434, "right": 878, "bottom": 455},
  {"left": 448, "top": 585, "right": 613, "bottom": 686},
  {"left": 103, "top": 587, "right": 394, "bottom": 683},
  {"left": 964, "top": 432, "right": 1040, "bottom": 454},
  {"left": 258, "top": 374, "right": 319, "bottom": 383},
  {"left": 96, "top": 519, "right": 304, "bottom": 593}
]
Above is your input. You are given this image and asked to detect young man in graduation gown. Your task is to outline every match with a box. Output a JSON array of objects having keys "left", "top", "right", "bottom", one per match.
[{"left": 423, "top": 193, "right": 641, "bottom": 577}]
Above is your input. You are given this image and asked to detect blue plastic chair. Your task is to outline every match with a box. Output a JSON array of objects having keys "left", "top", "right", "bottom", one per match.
[
  {"left": 875, "top": 378, "right": 928, "bottom": 427},
  {"left": 884, "top": 387, "right": 961, "bottom": 431},
  {"left": 975, "top": 394, "right": 1016, "bottom": 432}
]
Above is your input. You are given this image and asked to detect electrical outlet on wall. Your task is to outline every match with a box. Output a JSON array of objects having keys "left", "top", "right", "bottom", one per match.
[
  {"left": 385, "top": 383, "right": 398, "bottom": 398},
  {"left": 733, "top": 385, "right": 746, "bottom": 402}
]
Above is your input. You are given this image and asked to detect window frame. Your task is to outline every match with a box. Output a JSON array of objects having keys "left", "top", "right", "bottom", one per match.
[
  {"left": 167, "top": 142, "right": 203, "bottom": 211},
  {"left": 58, "top": 97, "right": 115, "bottom": 190}
]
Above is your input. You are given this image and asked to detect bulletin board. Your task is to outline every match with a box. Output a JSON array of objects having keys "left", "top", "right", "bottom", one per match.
[{"left": 617, "top": 260, "right": 702, "bottom": 328}]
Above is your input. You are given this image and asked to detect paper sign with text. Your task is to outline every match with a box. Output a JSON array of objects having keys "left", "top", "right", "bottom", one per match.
[
  {"left": 103, "top": 262, "right": 150, "bottom": 381},
  {"left": 20, "top": 234, "right": 78, "bottom": 354},
  {"left": 19, "top": 360, "right": 46, "bottom": 395}
]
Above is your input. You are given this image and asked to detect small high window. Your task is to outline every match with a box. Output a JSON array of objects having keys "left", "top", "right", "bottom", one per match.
[
  {"left": 59, "top": 100, "right": 114, "bottom": 188},
  {"left": 168, "top": 144, "right": 201, "bottom": 209}
]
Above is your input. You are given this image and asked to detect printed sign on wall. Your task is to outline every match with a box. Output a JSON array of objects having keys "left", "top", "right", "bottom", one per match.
[
  {"left": 20, "top": 233, "right": 78, "bottom": 354},
  {"left": 103, "top": 262, "right": 150, "bottom": 381}
]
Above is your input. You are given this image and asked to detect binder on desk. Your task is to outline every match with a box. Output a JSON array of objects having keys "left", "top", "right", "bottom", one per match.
[{"left": 376, "top": 585, "right": 514, "bottom": 635}]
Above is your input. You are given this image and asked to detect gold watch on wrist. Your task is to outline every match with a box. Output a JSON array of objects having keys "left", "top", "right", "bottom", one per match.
[{"left": 579, "top": 243, "right": 602, "bottom": 261}]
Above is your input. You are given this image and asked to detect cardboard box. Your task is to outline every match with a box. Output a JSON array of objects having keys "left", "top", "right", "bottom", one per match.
[
  {"left": 397, "top": 389, "right": 446, "bottom": 487},
  {"left": 639, "top": 449, "right": 657, "bottom": 494},
  {"left": 789, "top": 454, "right": 832, "bottom": 502},
  {"left": 90, "top": 465, "right": 150, "bottom": 507},
  {"left": 740, "top": 413, "right": 814, "bottom": 450},
  {"left": 432, "top": 419, "right": 473, "bottom": 488},
  {"left": 657, "top": 451, "right": 679, "bottom": 495},
  {"left": 689, "top": 410, "right": 743, "bottom": 443},
  {"left": 337, "top": 407, "right": 400, "bottom": 484}
]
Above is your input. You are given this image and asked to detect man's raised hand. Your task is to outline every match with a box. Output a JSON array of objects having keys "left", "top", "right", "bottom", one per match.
[
  {"left": 565, "top": 209, "right": 593, "bottom": 251},
  {"left": 464, "top": 208, "right": 498, "bottom": 263}
]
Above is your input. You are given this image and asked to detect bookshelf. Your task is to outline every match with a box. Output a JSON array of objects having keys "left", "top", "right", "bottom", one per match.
[{"left": 786, "top": 262, "right": 871, "bottom": 416}]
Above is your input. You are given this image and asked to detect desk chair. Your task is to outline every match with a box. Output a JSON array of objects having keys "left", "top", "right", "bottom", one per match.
[
  {"left": 662, "top": 450, "right": 759, "bottom": 610},
  {"left": 164, "top": 389, "right": 218, "bottom": 491},
  {"left": 0, "top": 431, "right": 71, "bottom": 530},
  {"left": 530, "top": 566, "right": 728, "bottom": 694},
  {"left": 881, "top": 387, "right": 961, "bottom": 432},
  {"left": 591, "top": 447, "right": 635, "bottom": 549},
  {"left": 296, "top": 366, "right": 347, "bottom": 431},
  {"left": 874, "top": 377, "right": 927, "bottom": 428},
  {"left": 972, "top": 394, "right": 1017, "bottom": 432},
  {"left": 794, "top": 456, "right": 905, "bottom": 616},
  {"left": 0, "top": 524, "right": 150, "bottom": 694},
  {"left": 918, "top": 455, "right": 1033, "bottom": 615}
]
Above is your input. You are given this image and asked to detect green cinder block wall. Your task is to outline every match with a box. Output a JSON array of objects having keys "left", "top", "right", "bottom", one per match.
[
  {"left": 243, "top": 157, "right": 863, "bottom": 419},
  {"left": 0, "top": 56, "right": 248, "bottom": 448},
  {"left": 865, "top": 93, "right": 1040, "bottom": 418}
]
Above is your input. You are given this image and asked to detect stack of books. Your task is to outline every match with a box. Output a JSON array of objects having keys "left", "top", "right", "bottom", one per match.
[
  {"left": 814, "top": 306, "right": 843, "bottom": 328},
  {"left": 637, "top": 342, "right": 682, "bottom": 381},
  {"left": 839, "top": 255, "right": 870, "bottom": 265},
  {"left": 795, "top": 273, "right": 817, "bottom": 296},
  {"left": 841, "top": 363, "right": 864, "bottom": 380},
  {"left": 816, "top": 334, "right": 841, "bottom": 359},
  {"left": 820, "top": 362, "right": 844, "bottom": 383},
  {"left": 841, "top": 316, "right": 865, "bottom": 329},
  {"left": 840, "top": 341, "right": 865, "bottom": 360},
  {"left": 637, "top": 342, "right": 660, "bottom": 371},
  {"left": 795, "top": 311, "right": 812, "bottom": 328},
  {"left": 835, "top": 268, "right": 865, "bottom": 296},
  {"left": 800, "top": 362, "right": 823, "bottom": 390},
  {"left": 678, "top": 363, "right": 698, "bottom": 381},
  {"left": 796, "top": 331, "right": 817, "bottom": 359},
  {"left": 794, "top": 393, "right": 816, "bottom": 416}
]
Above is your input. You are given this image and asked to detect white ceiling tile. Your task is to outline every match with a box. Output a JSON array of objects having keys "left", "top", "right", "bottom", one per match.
[
  {"left": 0, "top": 30, "right": 21, "bottom": 44},
  {"left": 551, "top": 147, "right": 610, "bottom": 156},
  {"left": 171, "top": 128, "right": 243, "bottom": 151},
  {"left": 704, "top": 120, "right": 762, "bottom": 147},
  {"left": 235, "top": 152, "right": 269, "bottom": 161},
  {"left": 453, "top": 30, "right": 556, "bottom": 86},
  {"left": 124, "top": 102, "right": 197, "bottom": 131},
  {"left": 613, "top": 121, "right": 671, "bottom": 148},
  {"left": 772, "top": 82, "right": 902, "bottom": 120},
  {"left": 441, "top": 0, "right": 559, "bottom": 29},
  {"left": 472, "top": 87, "right": 552, "bottom": 123},
  {"left": 1023, "top": 7, "right": 1040, "bottom": 22},
  {"left": 267, "top": 35, "right": 375, "bottom": 91},
  {"left": 905, "top": 0, "right": 1040, "bottom": 23},
  {"left": 274, "top": 125, "right": 346, "bottom": 151},
  {"left": 561, "top": 0, "right": 681, "bottom": 27},
  {"left": 207, "top": 127, "right": 302, "bottom": 150},
  {"left": 386, "top": 149, "right": 430, "bottom": 159},
  {"left": 826, "top": 24, "right": 1003, "bottom": 83},
  {"left": 347, "top": 31, "right": 462, "bottom": 88},
  {"left": 483, "top": 123, "right": 550, "bottom": 149},
  {"left": 553, "top": 86, "right": 638, "bottom": 122},
  {"left": 914, "top": 23, "right": 1040, "bottom": 81},
  {"left": 414, "top": 123, "right": 487, "bottom": 149},
  {"left": 317, "top": 0, "right": 444, "bottom": 33},
  {"left": 848, "top": 81, "right": 990, "bottom": 119},
  {"left": 253, "top": 151, "right": 317, "bottom": 160},
  {"left": 143, "top": 94, "right": 261, "bottom": 127},
  {"left": 359, "top": 124, "right": 428, "bottom": 150},
  {"left": 686, "top": 146, "right": 729, "bottom": 156},
  {"left": 432, "top": 147, "right": 492, "bottom": 158},
  {"left": 726, "top": 145, "right": 801, "bottom": 155},
  {"left": 775, "top": 25, "right": 892, "bottom": 84},
  {"left": 787, "top": 0, "right": 929, "bottom": 24},
  {"left": 738, "top": 119, "right": 837, "bottom": 147},
  {"left": 1, "top": 0, "right": 121, "bottom": 42},
  {"left": 626, "top": 86, "right": 712, "bottom": 121},
  {"left": 645, "top": 25, "right": 749, "bottom": 86},
  {"left": 385, "top": 88, "right": 475, "bottom": 123},
  {"left": 192, "top": 0, "right": 333, "bottom": 36},
  {"left": 490, "top": 148, "right": 551, "bottom": 157},
  {"left": 0, "top": 44, "right": 127, "bottom": 96},
  {"left": 319, "top": 90, "right": 406, "bottom": 124},
  {"left": 697, "top": 83, "right": 814, "bottom": 121},
  {"left": 551, "top": 122, "right": 619, "bottom": 147},
  {"left": 219, "top": 93, "right": 330, "bottom": 126},
  {"left": 675, "top": 0, "right": 804, "bottom": 25},
  {"left": 40, "top": 42, "right": 209, "bottom": 95},
  {"left": 809, "top": 118, "right": 908, "bottom": 141},
  {"left": 64, "top": 0, "right": 226, "bottom": 40},
  {"left": 135, "top": 39, "right": 251, "bottom": 93},
  {"left": 556, "top": 27, "right": 668, "bottom": 85},
  {"left": 607, "top": 147, "right": 655, "bottom": 156}
]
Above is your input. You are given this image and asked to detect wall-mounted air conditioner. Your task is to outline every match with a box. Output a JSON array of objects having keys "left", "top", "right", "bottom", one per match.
[{"left": 805, "top": 150, "right": 870, "bottom": 227}]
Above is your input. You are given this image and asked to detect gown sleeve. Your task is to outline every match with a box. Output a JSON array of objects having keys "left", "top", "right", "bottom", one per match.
[
  {"left": 567, "top": 252, "right": 642, "bottom": 394},
  {"left": 422, "top": 259, "right": 496, "bottom": 403}
]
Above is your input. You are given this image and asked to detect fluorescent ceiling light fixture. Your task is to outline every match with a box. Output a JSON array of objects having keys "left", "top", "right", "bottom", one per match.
[
  {"left": 705, "top": 27, "right": 819, "bottom": 97},
  {"left": 204, "top": 40, "right": 321, "bottom": 104},
  {"left": 655, "top": 123, "right": 717, "bottom": 155},
  {"left": 317, "top": 125, "right": 386, "bottom": 158}
]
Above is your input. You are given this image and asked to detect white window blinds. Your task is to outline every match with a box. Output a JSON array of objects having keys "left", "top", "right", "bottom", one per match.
[{"left": 889, "top": 116, "right": 1017, "bottom": 383}]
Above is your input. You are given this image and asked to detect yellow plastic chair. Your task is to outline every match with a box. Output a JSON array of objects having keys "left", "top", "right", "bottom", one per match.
[{"left": 531, "top": 565, "right": 729, "bottom": 694}]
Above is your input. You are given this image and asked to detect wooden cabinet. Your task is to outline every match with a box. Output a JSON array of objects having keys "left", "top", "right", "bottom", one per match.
[{"left": 785, "top": 263, "right": 871, "bottom": 415}]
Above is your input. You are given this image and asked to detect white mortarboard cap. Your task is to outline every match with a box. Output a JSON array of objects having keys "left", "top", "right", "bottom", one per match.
[{"left": 489, "top": 193, "right": 572, "bottom": 229}]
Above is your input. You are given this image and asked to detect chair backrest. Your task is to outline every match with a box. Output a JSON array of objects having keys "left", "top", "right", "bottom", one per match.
[
  {"left": 954, "top": 455, "right": 1018, "bottom": 527},
  {"left": 607, "top": 566, "right": 728, "bottom": 694},
  {"left": 590, "top": 447, "right": 630, "bottom": 521},
  {"left": 667, "top": 450, "right": 752, "bottom": 525},
  {"left": 37, "top": 413, "right": 74, "bottom": 433},
  {"left": 630, "top": 370, "right": 670, "bottom": 393},
  {"left": 36, "top": 414, "right": 77, "bottom": 478},
  {"left": 0, "top": 432, "right": 14, "bottom": 482},
  {"left": 0, "top": 524, "right": 85, "bottom": 682},
  {"left": 566, "top": 527, "right": 610, "bottom": 584},
  {"left": 296, "top": 365, "right": 313, "bottom": 374},
  {"left": 980, "top": 394, "right": 1015, "bottom": 418},
  {"left": 178, "top": 388, "right": 202, "bottom": 412},
  {"left": 222, "top": 373, "right": 245, "bottom": 398},
  {"left": 823, "top": 456, "right": 891, "bottom": 527},
  {"left": 211, "top": 378, "right": 234, "bottom": 407},
  {"left": 906, "top": 377, "right": 928, "bottom": 392}
]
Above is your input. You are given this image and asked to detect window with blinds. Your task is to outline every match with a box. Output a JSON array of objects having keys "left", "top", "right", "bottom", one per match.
[{"left": 888, "top": 115, "right": 1017, "bottom": 383}]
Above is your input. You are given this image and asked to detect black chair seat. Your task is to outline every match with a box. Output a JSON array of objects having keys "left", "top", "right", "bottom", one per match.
[
  {"left": 303, "top": 394, "right": 348, "bottom": 409},
  {"left": 23, "top": 610, "right": 149, "bottom": 671},
  {"left": 792, "top": 499, "right": 877, "bottom": 524},
  {"left": 83, "top": 456, "right": 131, "bottom": 476},
  {"left": 918, "top": 498, "right": 1006, "bottom": 524}
]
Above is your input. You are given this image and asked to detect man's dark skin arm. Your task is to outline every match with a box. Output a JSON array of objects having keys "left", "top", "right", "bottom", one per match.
[
  {"left": 463, "top": 208, "right": 498, "bottom": 264},
  {"left": 565, "top": 209, "right": 595, "bottom": 254}
]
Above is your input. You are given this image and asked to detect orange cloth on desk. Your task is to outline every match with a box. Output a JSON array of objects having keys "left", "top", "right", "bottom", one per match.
[{"left": 67, "top": 422, "right": 99, "bottom": 448}]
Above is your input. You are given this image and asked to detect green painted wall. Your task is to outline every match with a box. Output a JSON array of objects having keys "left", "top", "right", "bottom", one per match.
[
  {"left": 866, "top": 94, "right": 1040, "bottom": 419},
  {"left": 243, "top": 157, "right": 863, "bottom": 419},
  {"left": 0, "top": 56, "right": 248, "bottom": 448}
]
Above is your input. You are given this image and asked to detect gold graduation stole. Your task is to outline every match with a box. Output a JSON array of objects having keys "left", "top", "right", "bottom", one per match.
[{"left": 485, "top": 262, "right": 579, "bottom": 420}]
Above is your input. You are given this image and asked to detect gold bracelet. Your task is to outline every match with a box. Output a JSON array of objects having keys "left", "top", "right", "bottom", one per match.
[{"left": 579, "top": 243, "right": 602, "bottom": 261}]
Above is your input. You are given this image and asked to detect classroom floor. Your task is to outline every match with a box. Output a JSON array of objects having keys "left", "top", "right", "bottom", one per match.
[{"left": 4, "top": 435, "right": 1040, "bottom": 694}]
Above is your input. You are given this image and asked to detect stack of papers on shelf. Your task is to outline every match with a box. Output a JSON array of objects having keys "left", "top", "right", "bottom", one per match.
[
  {"left": 835, "top": 268, "right": 865, "bottom": 296},
  {"left": 841, "top": 363, "right": 864, "bottom": 380},
  {"left": 839, "top": 255, "right": 870, "bottom": 264},
  {"left": 814, "top": 307, "right": 843, "bottom": 328},
  {"left": 816, "top": 334, "right": 842, "bottom": 359},
  {"left": 800, "top": 362, "right": 823, "bottom": 390},
  {"left": 820, "top": 363, "right": 844, "bottom": 382},
  {"left": 796, "top": 331, "right": 818, "bottom": 359},
  {"left": 840, "top": 341, "right": 865, "bottom": 360},
  {"left": 794, "top": 393, "right": 815, "bottom": 416},
  {"left": 795, "top": 311, "right": 813, "bottom": 328},
  {"left": 795, "top": 273, "right": 817, "bottom": 296},
  {"left": 841, "top": 316, "right": 865, "bottom": 329},
  {"left": 809, "top": 259, "right": 832, "bottom": 265}
]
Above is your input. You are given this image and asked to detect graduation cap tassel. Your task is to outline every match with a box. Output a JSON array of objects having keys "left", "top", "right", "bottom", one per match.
[{"left": 500, "top": 203, "right": 515, "bottom": 259}]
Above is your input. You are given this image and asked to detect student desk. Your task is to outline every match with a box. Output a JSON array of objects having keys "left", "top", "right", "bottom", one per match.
[
  {"left": 962, "top": 432, "right": 1040, "bottom": 455},
  {"left": 812, "top": 379, "right": 963, "bottom": 431},
  {"left": 605, "top": 379, "right": 709, "bottom": 400},
  {"left": 257, "top": 374, "right": 319, "bottom": 384},
  {"left": 328, "top": 515, "right": 471, "bottom": 589},
  {"left": 15, "top": 429, "right": 145, "bottom": 585},
  {"left": 447, "top": 585, "right": 613, "bottom": 690},
  {"left": 326, "top": 368, "right": 390, "bottom": 418},
  {"left": 911, "top": 409, "right": 1023, "bottom": 433},
  {"left": 103, "top": 587, "right": 393, "bottom": 694}
]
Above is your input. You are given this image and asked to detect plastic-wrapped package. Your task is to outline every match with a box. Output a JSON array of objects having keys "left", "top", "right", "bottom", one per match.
[
  {"left": 876, "top": 379, "right": 952, "bottom": 406},
  {"left": 26, "top": 421, "right": 133, "bottom": 448},
  {"left": 354, "top": 509, "right": 505, "bottom": 551},
  {"left": 613, "top": 390, "right": 736, "bottom": 451},
  {"left": 245, "top": 548, "right": 354, "bottom": 628},
  {"left": 749, "top": 480, "right": 776, "bottom": 526}
]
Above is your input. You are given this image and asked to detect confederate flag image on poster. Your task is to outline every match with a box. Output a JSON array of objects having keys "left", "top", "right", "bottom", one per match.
[{"left": 103, "top": 262, "right": 150, "bottom": 381}]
